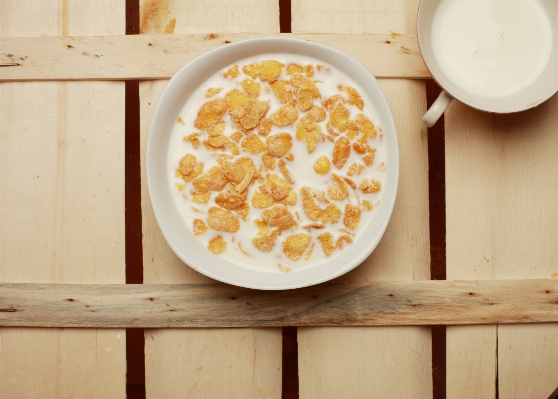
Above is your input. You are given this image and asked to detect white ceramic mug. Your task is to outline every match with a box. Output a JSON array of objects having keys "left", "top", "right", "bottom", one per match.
[{"left": 418, "top": 0, "right": 558, "bottom": 127}]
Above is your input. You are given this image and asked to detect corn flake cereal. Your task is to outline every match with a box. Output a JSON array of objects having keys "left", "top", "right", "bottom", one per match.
[
  {"left": 194, "top": 98, "right": 229, "bottom": 130},
  {"left": 329, "top": 103, "right": 350, "bottom": 132},
  {"left": 336, "top": 235, "right": 353, "bottom": 249},
  {"left": 258, "top": 60, "right": 284, "bottom": 82},
  {"left": 173, "top": 59, "right": 387, "bottom": 267},
  {"left": 278, "top": 263, "right": 292, "bottom": 273},
  {"left": 251, "top": 190, "right": 274, "bottom": 208},
  {"left": 290, "top": 74, "right": 321, "bottom": 98},
  {"left": 262, "top": 205, "right": 297, "bottom": 231},
  {"left": 303, "top": 64, "right": 314, "bottom": 78},
  {"left": 270, "top": 80, "right": 296, "bottom": 106},
  {"left": 363, "top": 153, "right": 375, "bottom": 166},
  {"left": 305, "top": 242, "right": 316, "bottom": 260},
  {"left": 282, "top": 233, "right": 312, "bottom": 261},
  {"left": 343, "top": 204, "right": 361, "bottom": 229},
  {"left": 241, "top": 134, "right": 267, "bottom": 154},
  {"left": 192, "top": 192, "right": 211, "bottom": 204},
  {"left": 208, "top": 235, "right": 227, "bottom": 254},
  {"left": 192, "top": 166, "right": 228, "bottom": 193},
  {"left": 261, "top": 153, "right": 276, "bottom": 170},
  {"left": 317, "top": 232, "right": 335, "bottom": 257},
  {"left": 359, "top": 179, "right": 382, "bottom": 194},
  {"left": 215, "top": 192, "right": 246, "bottom": 210},
  {"left": 204, "top": 135, "right": 229, "bottom": 148},
  {"left": 332, "top": 137, "right": 351, "bottom": 169},
  {"left": 207, "top": 206, "right": 240, "bottom": 232},
  {"left": 313, "top": 156, "right": 331, "bottom": 175},
  {"left": 258, "top": 117, "right": 273, "bottom": 136},
  {"left": 242, "top": 63, "right": 259, "bottom": 79},
  {"left": 343, "top": 177, "right": 357, "bottom": 190},
  {"left": 184, "top": 133, "right": 201, "bottom": 149},
  {"left": 241, "top": 78, "right": 261, "bottom": 97},
  {"left": 271, "top": 105, "right": 298, "bottom": 126},
  {"left": 343, "top": 85, "right": 364, "bottom": 110},
  {"left": 328, "top": 174, "right": 350, "bottom": 201},
  {"left": 253, "top": 234, "right": 276, "bottom": 252},
  {"left": 286, "top": 63, "right": 303, "bottom": 75},
  {"left": 193, "top": 218, "right": 208, "bottom": 236},
  {"left": 356, "top": 113, "right": 377, "bottom": 139},
  {"left": 223, "top": 65, "right": 239, "bottom": 79},
  {"left": 321, "top": 203, "right": 342, "bottom": 224},
  {"left": 296, "top": 114, "right": 320, "bottom": 154},
  {"left": 260, "top": 173, "right": 291, "bottom": 201},
  {"left": 206, "top": 87, "right": 222, "bottom": 98},
  {"left": 296, "top": 88, "right": 314, "bottom": 111},
  {"left": 266, "top": 133, "right": 292, "bottom": 157},
  {"left": 301, "top": 187, "right": 321, "bottom": 220},
  {"left": 277, "top": 160, "right": 294, "bottom": 184}
]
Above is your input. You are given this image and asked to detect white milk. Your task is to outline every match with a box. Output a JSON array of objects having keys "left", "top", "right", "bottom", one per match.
[
  {"left": 168, "top": 54, "right": 387, "bottom": 272},
  {"left": 432, "top": 0, "right": 552, "bottom": 97}
]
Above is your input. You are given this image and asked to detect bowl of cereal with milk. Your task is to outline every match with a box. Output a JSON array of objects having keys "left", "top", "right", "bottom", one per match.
[{"left": 147, "top": 38, "right": 398, "bottom": 290}]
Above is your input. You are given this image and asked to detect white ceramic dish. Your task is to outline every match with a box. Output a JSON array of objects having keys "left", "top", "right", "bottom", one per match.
[
  {"left": 419, "top": 0, "right": 558, "bottom": 127},
  {"left": 147, "top": 38, "right": 399, "bottom": 290}
]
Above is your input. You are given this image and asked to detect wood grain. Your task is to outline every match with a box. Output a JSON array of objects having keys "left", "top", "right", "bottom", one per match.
[
  {"left": 446, "top": 94, "right": 558, "bottom": 399},
  {"left": 138, "top": 1, "right": 283, "bottom": 398},
  {"left": 2, "top": 280, "right": 558, "bottom": 328},
  {"left": 0, "top": 33, "right": 428, "bottom": 82},
  {"left": 0, "top": 1, "right": 126, "bottom": 398},
  {"left": 291, "top": 1, "right": 432, "bottom": 397}
]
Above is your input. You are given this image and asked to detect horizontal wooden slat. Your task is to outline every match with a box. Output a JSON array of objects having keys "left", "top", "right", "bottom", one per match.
[
  {"left": 1, "top": 279, "right": 557, "bottom": 328},
  {"left": 0, "top": 32, "right": 428, "bottom": 82}
]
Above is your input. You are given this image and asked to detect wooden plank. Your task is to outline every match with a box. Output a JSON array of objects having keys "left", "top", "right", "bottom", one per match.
[
  {"left": 292, "top": 0, "right": 432, "bottom": 399},
  {"left": 0, "top": 32, "right": 428, "bottom": 82},
  {"left": 291, "top": 1, "right": 432, "bottom": 397},
  {"left": 139, "top": 1, "right": 282, "bottom": 398},
  {"left": 446, "top": 93, "right": 558, "bottom": 397},
  {"left": 1, "top": 279, "right": 558, "bottom": 328},
  {"left": 0, "top": 1, "right": 126, "bottom": 398}
]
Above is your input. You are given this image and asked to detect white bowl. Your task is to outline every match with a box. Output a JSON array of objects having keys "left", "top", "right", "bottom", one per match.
[{"left": 147, "top": 38, "right": 399, "bottom": 290}]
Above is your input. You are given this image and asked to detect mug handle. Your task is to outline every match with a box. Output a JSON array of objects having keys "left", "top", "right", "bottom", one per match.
[{"left": 422, "top": 90, "right": 453, "bottom": 127}]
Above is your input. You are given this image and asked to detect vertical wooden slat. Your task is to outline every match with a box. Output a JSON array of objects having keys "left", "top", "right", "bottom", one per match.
[
  {"left": 138, "top": 1, "right": 283, "bottom": 397},
  {"left": 0, "top": 1, "right": 126, "bottom": 398},
  {"left": 446, "top": 93, "right": 558, "bottom": 398},
  {"left": 292, "top": 1, "right": 432, "bottom": 397}
]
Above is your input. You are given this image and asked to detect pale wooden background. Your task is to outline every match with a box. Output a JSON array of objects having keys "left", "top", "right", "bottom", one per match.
[
  {"left": 139, "top": 0, "right": 283, "bottom": 398},
  {"left": 0, "top": 1, "right": 126, "bottom": 398},
  {"left": 2, "top": 0, "right": 558, "bottom": 398},
  {"left": 446, "top": 96, "right": 558, "bottom": 398}
]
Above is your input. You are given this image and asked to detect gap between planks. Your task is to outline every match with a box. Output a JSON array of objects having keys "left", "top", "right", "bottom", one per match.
[
  {"left": 0, "top": 33, "right": 428, "bottom": 82},
  {"left": 1, "top": 279, "right": 557, "bottom": 328}
]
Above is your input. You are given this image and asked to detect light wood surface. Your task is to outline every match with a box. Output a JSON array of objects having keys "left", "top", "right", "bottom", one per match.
[
  {"left": 0, "top": 33, "right": 428, "bottom": 82},
  {"left": 291, "top": 0, "right": 433, "bottom": 397},
  {"left": 0, "top": 1, "right": 125, "bottom": 398},
  {"left": 2, "top": 279, "right": 558, "bottom": 328},
  {"left": 139, "top": 1, "right": 282, "bottom": 398},
  {"left": 446, "top": 94, "right": 558, "bottom": 398}
]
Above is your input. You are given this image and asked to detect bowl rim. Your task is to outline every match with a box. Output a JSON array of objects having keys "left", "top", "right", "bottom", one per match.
[{"left": 147, "top": 37, "right": 399, "bottom": 290}]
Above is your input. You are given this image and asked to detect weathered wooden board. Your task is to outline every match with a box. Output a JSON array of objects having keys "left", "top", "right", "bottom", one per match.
[
  {"left": 139, "top": 1, "right": 283, "bottom": 398},
  {"left": 446, "top": 91, "right": 558, "bottom": 398},
  {"left": 0, "top": 0, "right": 126, "bottom": 398},
  {"left": 0, "top": 33, "right": 428, "bottom": 81},
  {"left": 1, "top": 280, "right": 558, "bottom": 328}
]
